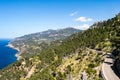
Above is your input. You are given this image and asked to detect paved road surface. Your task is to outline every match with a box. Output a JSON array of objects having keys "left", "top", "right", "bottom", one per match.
[{"left": 102, "top": 53, "right": 120, "bottom": 80}]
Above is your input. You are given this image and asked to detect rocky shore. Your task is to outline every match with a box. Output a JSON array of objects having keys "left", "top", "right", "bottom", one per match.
[{"left": 7, "top": 43, "right": 22, "bottom": 60}]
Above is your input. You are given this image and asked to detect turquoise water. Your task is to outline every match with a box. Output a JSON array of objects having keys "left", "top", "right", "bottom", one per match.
[{"left": 0, "top": 39, "right": 18, "bottom": 69}]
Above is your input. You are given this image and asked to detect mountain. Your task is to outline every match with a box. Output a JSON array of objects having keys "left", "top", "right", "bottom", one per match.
[
  {"left": 0, "top": 13, "right": 120, "bottom": 80},
  {"left": 13, "top": 27, "right": 80, "bottom": 42},
  {"left": 9, "top": 27, "right": 81, "bottom": 58},
  {"left": 10, "top": 27, "right": 80, "bottom": 49}
]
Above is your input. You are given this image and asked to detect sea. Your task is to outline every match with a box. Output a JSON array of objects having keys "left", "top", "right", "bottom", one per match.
[{"left": 0, "top": 39, "right": 18, "bottom": 69}]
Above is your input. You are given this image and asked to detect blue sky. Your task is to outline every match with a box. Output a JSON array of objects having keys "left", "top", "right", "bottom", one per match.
[{"left": 0, "top": 0, "right": 120, "bottom": 38}]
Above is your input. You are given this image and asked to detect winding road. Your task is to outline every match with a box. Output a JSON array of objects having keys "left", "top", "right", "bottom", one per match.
[
  {"left": 88, "top": 48, "right": 120, "bottom": 80},
  {"left": 101, "top": 53, "right": 120, "bottom": 80}
]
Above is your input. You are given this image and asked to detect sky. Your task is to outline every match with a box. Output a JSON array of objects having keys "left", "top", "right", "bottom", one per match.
[{"left": 0, "top": 0, "right": 120, "bottom": 38}]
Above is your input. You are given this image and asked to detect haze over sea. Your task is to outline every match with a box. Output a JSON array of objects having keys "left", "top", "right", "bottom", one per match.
[{"left": 0, "top": 39, "right": 18, "bottom": 69}]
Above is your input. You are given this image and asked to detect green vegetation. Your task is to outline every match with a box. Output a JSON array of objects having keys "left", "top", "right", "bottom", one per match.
[{"left": 0, "top": 13, "right": 120, "bottom": 80}]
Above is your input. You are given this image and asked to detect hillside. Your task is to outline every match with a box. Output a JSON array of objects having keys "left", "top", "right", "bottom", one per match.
[{"left": 0, "top": 13, "right": 120, "bottom": 80}]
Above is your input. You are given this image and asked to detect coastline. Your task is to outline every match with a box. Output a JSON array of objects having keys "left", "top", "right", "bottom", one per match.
[
  {"left": 7, "top": 43, "right": 22, "bottom": 60},
  {"left": 7, "top": 43, "right": 20, "bottom": 51}
]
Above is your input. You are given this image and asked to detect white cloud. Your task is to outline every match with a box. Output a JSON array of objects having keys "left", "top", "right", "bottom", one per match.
[
  {"left": 75, "top": 16, "right": 93, "bottom": 22},
  {"left": 70, "top": 11, "right": 78, "bottom": 16},
  {"left": 73, "top": 24, "right": 90, "bottom": 30}
]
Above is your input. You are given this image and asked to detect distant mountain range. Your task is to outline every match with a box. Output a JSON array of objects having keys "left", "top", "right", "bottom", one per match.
[
  {"left": 9, "top": 27, "right": 81, "bottom": 57},
  {"left": 14, "top": 27, "right": 80, "bottom": 41}
]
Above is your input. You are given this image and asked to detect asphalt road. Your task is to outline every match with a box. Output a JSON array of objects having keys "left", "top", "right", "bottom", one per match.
[{"left": 102, "top": 53, "right": 120, "bottom": 80}]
